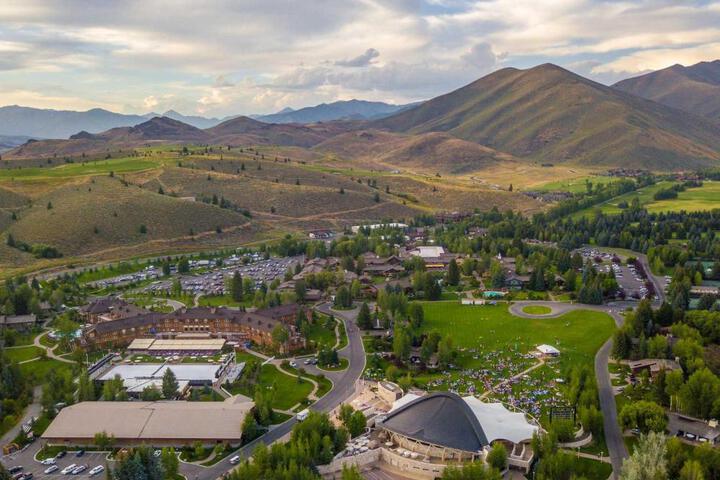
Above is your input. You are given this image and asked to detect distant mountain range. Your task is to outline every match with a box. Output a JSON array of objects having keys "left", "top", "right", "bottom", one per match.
[
  {"left": 253, "top": 99, "right": 418, "bottom": 124},
  {"left": 613, "top": 60, "right": 720, "bottom": 121},
  {"left": 0, "top": 100, "right": 416, "bottom": 140},
  {"left": 5, "top": 61, "right": 720, "bottom": 170}
]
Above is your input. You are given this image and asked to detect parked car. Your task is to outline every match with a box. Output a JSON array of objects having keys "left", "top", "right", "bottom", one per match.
[
  {"left": 75, "top": 450, "right": 85, "bottom": 457},
  {"left": 71, "top": 465, "right": 87, "bottom": 475},
  {"left": 44, "top": 466, "right": 59, "bottom": 474},
  {"left": 89, "top": 466, "right": 105, "bottom": 476},
  {"left": 8, "top": 467, "right": 23, "bottom": 474},
  {"left": 21, "top": 473, "right": 33, "bottom": 480},
  {"left": 41, "top": 458, "right": 56, "bottom": 465},
  {"left": 60, "top": 464, "right": 77, "bottom": 475},
  {"left": 55, "top": 451, "right": 67, "bottom": 459}
]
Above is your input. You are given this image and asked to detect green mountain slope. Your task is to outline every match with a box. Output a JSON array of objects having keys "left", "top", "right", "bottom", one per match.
[{"left": 376, "top": 64, "right": 720, "bottom": 170}]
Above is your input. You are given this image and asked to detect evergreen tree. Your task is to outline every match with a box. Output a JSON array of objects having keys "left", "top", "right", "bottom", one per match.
[
  {"left": 357, "top": 302, "right": 372, "bottom": 330},
  {"left": 161, "top": 368, "right": 179, "bottom": 399}
]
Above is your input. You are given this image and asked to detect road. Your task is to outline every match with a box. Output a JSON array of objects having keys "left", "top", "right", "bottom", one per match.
[
  {"left": 512, "top": 300, "right": 628, "bottom": 478},
  {"left": 179, "top": 302, "right": 366, "bottom": 480}
]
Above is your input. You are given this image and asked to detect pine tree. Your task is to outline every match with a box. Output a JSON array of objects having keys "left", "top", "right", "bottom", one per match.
[{"left": 161, "top": 368, "right": 179, "bottom": 399}]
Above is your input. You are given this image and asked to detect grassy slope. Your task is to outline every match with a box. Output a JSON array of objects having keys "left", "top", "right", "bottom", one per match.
[{"left": 376, "top": 64, "right": 720, "bottom": 170}]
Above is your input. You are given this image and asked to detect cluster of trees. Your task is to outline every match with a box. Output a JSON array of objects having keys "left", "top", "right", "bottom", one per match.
[
  {"left": 1, "top": 275, "right": 81, "bottom": 316},
  {"left": 6, "top": 235, "right": 63, "bottom": 258},
  {"left": 108, "top": 445, "right": 178, "bottom": 480},
  {"left": 615, "top": 301, "right": 720, "bottom": 423},
  {"left": 337, "top": 404, "right": 367, "bottom": 438},
  {"left": 229, "top": 412, "right": 349, "bottom": 480},
  {"left": 0, "top": 350, "right": 31, "bottom": 434},
  {"left": 619, "top": 431, "right": 720, "bottom": 480}
]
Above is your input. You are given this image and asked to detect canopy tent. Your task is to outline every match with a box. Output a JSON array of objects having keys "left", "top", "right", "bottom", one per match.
[{"left": 463, "top": 396, "right": 538, "bottom": 444}]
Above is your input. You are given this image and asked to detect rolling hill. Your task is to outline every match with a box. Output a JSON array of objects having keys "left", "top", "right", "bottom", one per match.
[
  {"left": 613, "top": 60, "right": 720, "bottom": 121},
  {"left": 314, "top": 129, "right": 518, "bottom": 174},
  {"left": 375, "top": 63, "right": 720, "bottom": 170}
]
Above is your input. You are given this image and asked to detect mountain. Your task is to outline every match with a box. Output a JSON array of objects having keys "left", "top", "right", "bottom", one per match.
[
  {"left": 161, "top": 110, "right": 223, "bottom": 129},
  {"left": 613, "top": 60, "right": 720, "bottom": 121},
  {"left": 314, "top": 129, "right": 518, "bottom": 174},
  {"left": 0, "top": 134, "right": 38, "bottom": 153},
  {"left": 255, "top": 99, "right": 417, "bottom": 124},
  {"left": 0, "top": 106, "right": 150, "bottom": 139},
  {"left": 204, "top": 116, "right": 334, "bottom": 147},
  {"left": 375, "top": 64, "right": 720, "bottom": 170}
]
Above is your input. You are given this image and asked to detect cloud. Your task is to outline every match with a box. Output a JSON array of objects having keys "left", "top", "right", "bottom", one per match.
[
  {"left": 1, "top": 0, "right": 720, "bottom": 116},
  {"left": 335, "top": 48, "right": 380, "bottom": 67}
]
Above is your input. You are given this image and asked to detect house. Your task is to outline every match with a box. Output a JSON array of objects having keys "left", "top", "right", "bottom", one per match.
[
  {"left": 505, "top": 273, "right": 530, "bottom": 289},
  {"left": 668, "top": 413, "right": 720, "bottom": 445},
  {"left": 628, "top": 359, "right": 682, "bottom": 379},
  {"left": 0, "top": 314, "right": 39, "bottom": 331},
  {"left": 80, "top": 296, "right": 149, "bottom": 324},
  {"left": 308, "top": 229, "right": 335, "bottom": 240}
]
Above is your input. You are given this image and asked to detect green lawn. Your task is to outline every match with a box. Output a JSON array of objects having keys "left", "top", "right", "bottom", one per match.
[
  {"left": 198, "top": 294, "right": 250, "bottom": 308},
  {"left": 230, "top": 363, "right": 313, "bottom": 411},
  {"left": 419, "top": 302, "right": 615, "bottom": 366},
  {"left": 305, "top": 322, "right": 336, "bottom": 348},
  {"left": 573, "top": 181, "right": 720, "bottom": 218},
  {"left": 522, "top": 305, "right": 552, "bottom": 315},
  {"left": 567, "top": 456, "right": 613, "bottom": 480},
  {"left": 318, "top": 357, "right": 349, "bottom": 371},
  {"left": 20, "top": 358, "right": 75, "bottom": 383},
  {"left": 537, "top": 175, "right": 616, "bottom": 193},
  {"left": 4, "top": 345, "right": 43, "bottom": 363},
  {"left": 0, "top": 157, "right": 162, "bottom": 182},
  {"left": 365, "top": 302, "right": 617, "bottom": 420}
]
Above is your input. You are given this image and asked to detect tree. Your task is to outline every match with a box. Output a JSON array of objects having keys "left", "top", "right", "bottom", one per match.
[
  {"left": 486, "top": 443, "right": 507, "bottom": 471},
  {"left": 440, "top": 463, "right": 502, "bottom": 480},
  {"left": 447, "top": 259, "right": 460, "bottom": 286},
  {"left": 161, "top": 368, "right": 179, "bottom": 399},
  {"left": 78, "top": 371, "right": 95, "bottom": 401},
  {"left": 94, "top": 431, "right": 115, "bottom": 450},
  {"left": 680, "top": 460, "right": 705, "bottom": 480},
  {"left": 294, "top": 278, "right": 306, "bottom": 302},
  {"left": 619, "top": 401, "right": 668, "bottom": 433},
  {"left": 392, "top": 326, "right": 411, "bottom": 363},
  {"left": 230, "top": 271, "right": 243, "bottom": 302},
  {"left": 619, "top": 431, "right": 667, "bottom": 480},
  {"left": 357, "top": 302, "right": 372, "bottom": 330},
  {"left": 271, "top": 324, "right": 289, "bottom": 349},
  {"left": 341, "top": 465, "right": 363, "bottom": 480},
  {"left": 160, "top": 448, "right": 179, "bottom": 480},
  {"left": 334, "top": 285, "right": 352, "bottom": 308},
  {"left": 679, "top": 368, "right": 720, "bottom": 419},
  {"left": 241, "top": 412, "right": 259, "bottom": 443},
  {"left": 408, "top": 303, "right": 424, "bottom": 329},
  {"left": 141, "top": 385, "right": 162, "bottom": 401},
  {"left": 346, "top": 410, "right": 366, "bottom": 438}
]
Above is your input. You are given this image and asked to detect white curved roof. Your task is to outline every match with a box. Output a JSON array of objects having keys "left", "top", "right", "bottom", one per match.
[{"left": 463, "top": 396, "right": 538, "bottom": 444}]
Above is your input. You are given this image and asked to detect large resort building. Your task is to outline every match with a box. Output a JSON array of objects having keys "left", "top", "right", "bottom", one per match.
[{"left": 82, "top": 303, "right": 307, "bottom": 352}]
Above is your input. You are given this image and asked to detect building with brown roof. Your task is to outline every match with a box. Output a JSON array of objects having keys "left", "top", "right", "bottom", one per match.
[{"left": 83, "top": 304, "right": 307, "bottom": 353}]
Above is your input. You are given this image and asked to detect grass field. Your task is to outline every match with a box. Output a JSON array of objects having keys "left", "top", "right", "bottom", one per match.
[
  {"left": 573, "top": 181, "right": 720, "bottom": 217},
  {"left": 20, "top": 358, "right": 75, "bottom": 383},
  {"left": 419, "top": 302, "right": 615, "bottom": 367},
  {"left": 537, "top": 175, "right": 616, "bottom": 193},
  {"left": 4, "top": 345, "right": 43, "bottom": 363},
  {"left": 0, "top": 157, "right": 163, "bottom": 182},
  {"left": 522, "top": 305, "right": 552, "bottom": 315},
  {"left": 379, "top": 302, "right": 615, "bottom": 420}
]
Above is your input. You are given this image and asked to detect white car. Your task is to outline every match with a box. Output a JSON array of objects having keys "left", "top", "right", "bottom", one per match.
[
  {"left": 71, "top": 465, "right": 87, "bottom": 475},
  {"left": 60, "top": 464, "right": 77, "bottom": 475},
  {"left": 44, "top": 466, "right": 59, "bottom": 474},
  {"left": 41, "top": 458, "right": 57, "bottom": 465},
  {"left": 289, "top": 361, "right": 298, "bottom": 368},
  {"left": 89, "top": 466, "right": 105, "bottom": 476},
  {"left": 229, "top": 455, "right": 241, "bottom": 465}
]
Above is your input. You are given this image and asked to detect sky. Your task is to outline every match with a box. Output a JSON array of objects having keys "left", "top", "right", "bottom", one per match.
[{"left": 1, "top": 0, "right": 720, "bottom": 117}]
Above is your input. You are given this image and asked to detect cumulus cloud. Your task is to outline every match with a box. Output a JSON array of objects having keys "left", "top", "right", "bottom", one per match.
[{"left": 335, "top": 48, "right": 380, "bottom": 67}]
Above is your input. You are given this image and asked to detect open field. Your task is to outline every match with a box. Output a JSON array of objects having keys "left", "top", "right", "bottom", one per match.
[
  {"left": 229, "top": 359, "right": 313, "bottom": 411},
  {"left": 19, "top": 357, "right": 75, "bottom": 383},
  {"left": 573, "top": 181, "right": 720, "bottom": 217},
  {"left": 4, "top": 345, "right": 43, "bottom": 362},
  {"left": 522, "top": 305, "right": 552, "bottom": 315},
  {"left": 365, "top": 302, "right": 615, "bottom": 420},
  {"left": 536, "top": 175, "right": 616, "bottom": 193}
]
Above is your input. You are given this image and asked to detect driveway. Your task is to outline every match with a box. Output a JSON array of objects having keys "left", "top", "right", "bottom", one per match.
[{"left": 510, "top": 300, "right": 628, "bottom": 478}]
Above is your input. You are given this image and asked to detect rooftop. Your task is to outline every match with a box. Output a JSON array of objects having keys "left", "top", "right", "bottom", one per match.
[{"left": 42, "top": 396, "right": 253, "bottom": 442}]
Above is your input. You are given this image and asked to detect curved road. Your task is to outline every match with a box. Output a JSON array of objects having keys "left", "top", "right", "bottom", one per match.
[
  {"left": 181, "top": 302, "right": 366, "bottom": 480},
  {"left": 512, "top": 301, "right": 628, "bottom": 478}
]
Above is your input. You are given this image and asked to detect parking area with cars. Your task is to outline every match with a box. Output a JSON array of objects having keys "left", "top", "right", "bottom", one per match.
[
  {"left": 577, "top": 247, "right": 654, "bottom": 300},
  {"left": 2, "top": 449, "right": 110, "bottom": 480}
]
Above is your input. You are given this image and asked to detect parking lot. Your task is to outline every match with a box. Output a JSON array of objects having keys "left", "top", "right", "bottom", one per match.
[
  {"left": 141, "top": 255, "right": 304, "bottom": 297},
  {"left": 577, "top": 247, "right": 651, "bottom": 300},
  {"left": 2, "top": 449, "right": 111, "bottom": 480}
]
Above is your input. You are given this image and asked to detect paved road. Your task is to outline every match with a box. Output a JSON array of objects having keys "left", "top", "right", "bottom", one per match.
[
  {"left": 511, "top": 300, "right": 628, "bottom": 478},
  {"left": 180, "top": 302, "right": 366, "bottom": 480},
  {"left": 0, "top": 387, "right": 42, "bottom": 447}
]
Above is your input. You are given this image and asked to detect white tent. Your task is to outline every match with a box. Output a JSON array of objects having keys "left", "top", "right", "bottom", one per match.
[
  {"left": 536, "top": 344, "right": 560, "bottom": 356},
  {"left": 463, "top": 396, "right": 538, "bottom": 444}
]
